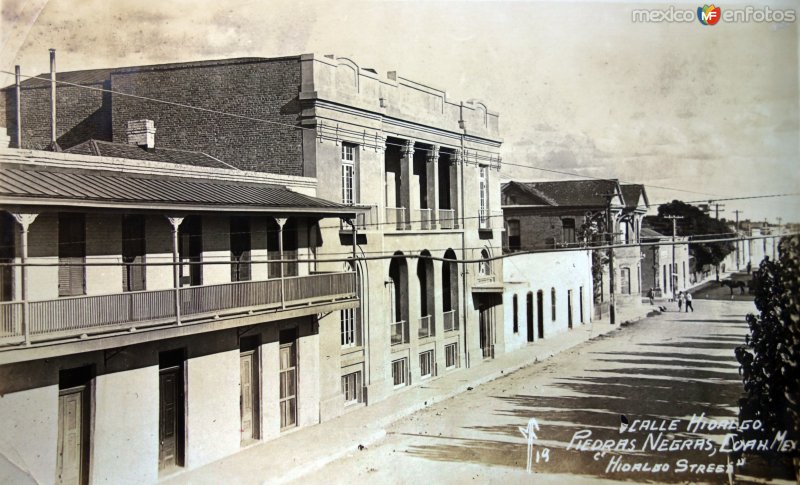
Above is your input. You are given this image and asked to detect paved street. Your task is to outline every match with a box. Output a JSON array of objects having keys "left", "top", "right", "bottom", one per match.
[{"left": 296, "top": 300, "right": 794, "bottom": 484}]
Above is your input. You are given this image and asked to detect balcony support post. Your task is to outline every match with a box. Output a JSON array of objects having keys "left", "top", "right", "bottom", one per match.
[
  {"left": 11, "top": 211, "right": 39, "bottom": 346},
  {"left": 426, "top": 145, "right": 440, "bottom": 230},
  {"left": 166, "top": 216, "right": 185, "bottom": 325},
  {"left": 275, "top": 217, "right": 287, "bottom": 309}
]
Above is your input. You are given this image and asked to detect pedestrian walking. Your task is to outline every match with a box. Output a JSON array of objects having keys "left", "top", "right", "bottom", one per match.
[
  {"left": 647, "top": 288, "right": 654, "bottom": 306},
  {"left": 677, "top": 291, "right": 684, "bottom": 312},
  {"left": 685, "top": 292, "right": 694, "bottom": 312}
]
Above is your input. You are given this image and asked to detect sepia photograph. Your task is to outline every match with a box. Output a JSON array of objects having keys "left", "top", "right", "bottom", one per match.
[{"left": 0, "top": 0, "right": 798, "bottom": 483}]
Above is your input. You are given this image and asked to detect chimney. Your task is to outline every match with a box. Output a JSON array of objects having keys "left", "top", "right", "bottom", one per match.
[{"left": 126, "top": 120, "right": 156, "bottom": 150}]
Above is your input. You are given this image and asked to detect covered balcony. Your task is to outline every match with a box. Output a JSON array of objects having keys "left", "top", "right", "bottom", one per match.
[{"left": 0, "top": 157, "right": 364, "bottom": 359}]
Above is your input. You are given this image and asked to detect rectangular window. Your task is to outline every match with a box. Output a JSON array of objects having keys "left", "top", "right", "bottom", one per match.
[
  {"left": 562, "top": 218, "right": 576, "bottom": 245},
  {"left": 512, "top": 295, "right": 519, "bottom": 333},
  {"left": 507, "top": 220, "right": 521, "bottom": 251},
  {"left": 341, "top": 371, "right": 362, "bottom": 405},
  {"left": 621, "top": 268, "right": 631, "bottom": 295},
  {"left": 341, "top": 144, "right": 356, "bottom": 205},
  {"left": 445, "top": 343, "right": 458, "bottom": 369},
  {"left": 179, "top": 216, "right": 202, "bottom": 287},
  {"left": 0, "top": 213, "right": 15, "bottom": 302},
  {"left": 479, "top": 165, "right": 489, "bottom": 228},
  {"left": 391, "top": 358, "right": 408, "bottom": 388},
  {"left": 59, "top": 213, "right": 86, "bottom": 297},
  {"left": 122, "top": 215, "right": 146, "bottom": 292},
  {"left": 551, "top": 288, "right": 557, "bottom": 321},
  {"left": 340, "top": 308, "right": 358, "bottom": 348},
  {"left": 419, "top": 350, "right": 434, "bottom": 379},
  {"left": 230, "top": 216, "right": 251, "bottom": 282}
]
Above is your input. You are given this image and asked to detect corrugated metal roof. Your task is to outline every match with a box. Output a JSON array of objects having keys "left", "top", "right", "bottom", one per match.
[{"left": 0, "top": 165, "right": 348, "bottom": 212}]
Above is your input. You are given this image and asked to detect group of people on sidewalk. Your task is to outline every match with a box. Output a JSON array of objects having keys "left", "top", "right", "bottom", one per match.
[{"left": 647, "top": 288, "right": 694, "bottom": 312}]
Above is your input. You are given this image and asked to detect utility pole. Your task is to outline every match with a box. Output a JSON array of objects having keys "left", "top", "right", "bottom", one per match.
[
  {"left": 732, "top": 210, "right": 744, "bottom": 270},
  {"left": 602, "top": 193, "right": 617, "bottom": 325},
  {"left": 774, "top": 217, "right": 782, "bottom": 257},
  {"left": 709, "top": 201, "right": 726, "bottom": 220},
  {"left": 665, "top": 215, "right": 684, "bottom": 298}
]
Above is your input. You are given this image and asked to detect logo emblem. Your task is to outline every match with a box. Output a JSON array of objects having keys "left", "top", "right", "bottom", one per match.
[{"left": 698, "top": 4, "right": 721, "bottom": 25}]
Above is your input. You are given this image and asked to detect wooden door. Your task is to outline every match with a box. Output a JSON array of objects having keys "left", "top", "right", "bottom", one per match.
[
  {"left": 479, "top": 308, "right": 493, "bottom": 359},
  {"left": 159, "top": 369, "right": 180, "bottom": 471},
  {"left": 240, "top": 351, "right": 257, "bottom": 442},
  {"left": 57, "top": 387, "right": 85, "bottom": 485}
]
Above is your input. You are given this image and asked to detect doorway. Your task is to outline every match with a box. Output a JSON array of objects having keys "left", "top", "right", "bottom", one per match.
[
  {"left": 57, "top": 367, "right": 92, "bottom": 485},
  {"left": 536, "top": 290, "right": 544, "bottom": 339},
  {"left": 479, "top": 308, "right": 493, "bottom": 359},
  {"left": 240, "top": 335, "right": 260, "bottom": 444},
  {"left": 159, "top": 350, "right": 185, "bottom": 472},
  {"left": 526, "top": 292, "right": 534, "bottom": 342},
  {"left": 567, "top": 289, "right": 574, "bottom": 329},
  {"left": 279, "top": 328, "right": 298, "bottom": 430}
]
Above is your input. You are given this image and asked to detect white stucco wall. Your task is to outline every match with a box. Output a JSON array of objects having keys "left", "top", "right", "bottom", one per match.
[
  {"left": 185, "top": 348, "right": 240, "bottom": 469},
  {"left": 0, "top": 385, "right": 58, "bottom": 485},
  {"left": 92, "top": 365, "right": 159, "bottom": 484},
  {"left": 503, "top": 250, "right": 594, "bottom": 352}
]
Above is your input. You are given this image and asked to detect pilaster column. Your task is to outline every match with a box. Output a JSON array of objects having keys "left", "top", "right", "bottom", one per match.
[
  {"left": 426, "top": 145, "right": 440, "bottom": 230},
  {"left": 451, "top": 150, "right": 463, "bottom": 229},
  {"left": 11, "top": 212, "right": 39, "bottom": 345},
  {"left": 400, "top": 140, "right": 415, "bottom": 230},
  {"left": 275, "top": 217, "right": 287, "bottom": 308},
  {"left": 166, "top": 216, "right": 185, "bottom": 325}
]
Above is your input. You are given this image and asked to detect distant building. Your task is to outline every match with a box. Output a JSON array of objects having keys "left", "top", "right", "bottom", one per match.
[
  {"left": 640, "top": 227, "right": 691, "bottom": 297},
  {"left": 501, "top": 179, "right": 648, "bottom": 318}
]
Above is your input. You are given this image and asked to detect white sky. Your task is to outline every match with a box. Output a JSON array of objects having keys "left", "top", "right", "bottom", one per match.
[{"left": 2, "top": 0, "right": 798, "bottom": 224}]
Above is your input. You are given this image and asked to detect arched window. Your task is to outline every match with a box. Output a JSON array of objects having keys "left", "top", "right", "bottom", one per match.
[
  {"left": 442, "top": 249, "right": 459, "bottom": 332},
  {"left": 417, "top": 250, "right": 435, "bottom": 338},
  {"left": 388, "top": 252, "right": 409, "bottom": 345},
  {"left": 479, "top": 249, "right": 491, "bottom": 276}
]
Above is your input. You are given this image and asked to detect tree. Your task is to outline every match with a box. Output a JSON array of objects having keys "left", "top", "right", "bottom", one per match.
[
  {"left": 649, "top": 200, "right": 734, "bottom": 273},
  {"left": 578, "top": 210, "right": 609, "bottom": 304},
  {"left": 734, "top": 235, "right": 800, "bottom": 477}
]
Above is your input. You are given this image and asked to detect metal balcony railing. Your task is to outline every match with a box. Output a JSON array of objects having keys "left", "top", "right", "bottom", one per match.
[
  {"left": 390, "top": 320, "right": 407, "bottom": 346},
  {"left": 442, "top": 309, "right": 457, "bottom": 332},
  {"left": 418, "top": 209, "right": 432, "bottom": 231},
  {"left": 385, "top": 207, "right": 406, "bottom": 231},
  {"left": 438, "top": 209, "right": 455, "bottom": 230},
  {"left": 0, "top": 272, "right": 357, "bottom": 346},
  {"left": 418, "top": 315, "right": 433, "bottom": 339}
]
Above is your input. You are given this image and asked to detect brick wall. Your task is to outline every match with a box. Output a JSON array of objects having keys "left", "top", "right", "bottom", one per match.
[
  {"left": 2, "top": 81, "right": 112, "bottom": 150},
  {"left": 505, "top": 212, "right": 584, "bottom": 249},
  {"left": 110, "top": 58, "right": 304, "bottom": 175}
]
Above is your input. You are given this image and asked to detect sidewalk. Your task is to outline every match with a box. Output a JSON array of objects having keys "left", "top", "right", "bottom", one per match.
[{"left": 162, "top": 312, "right": 650, "bottom": 485}]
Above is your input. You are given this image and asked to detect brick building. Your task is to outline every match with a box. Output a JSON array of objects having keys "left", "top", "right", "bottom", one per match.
[{"left": 501, "top": 179, "right": 649, "bottom": 319}]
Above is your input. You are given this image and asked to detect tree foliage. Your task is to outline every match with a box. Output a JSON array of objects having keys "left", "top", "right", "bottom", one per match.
[
  {"left": 651, "top": 200, "right": 735, "bottom": 269},
  {"left": 735, "top": 235, "right": 800, "bottom": 464},
  {"left": 578, "top": 210, "right": 609, "bottom": 304}
]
